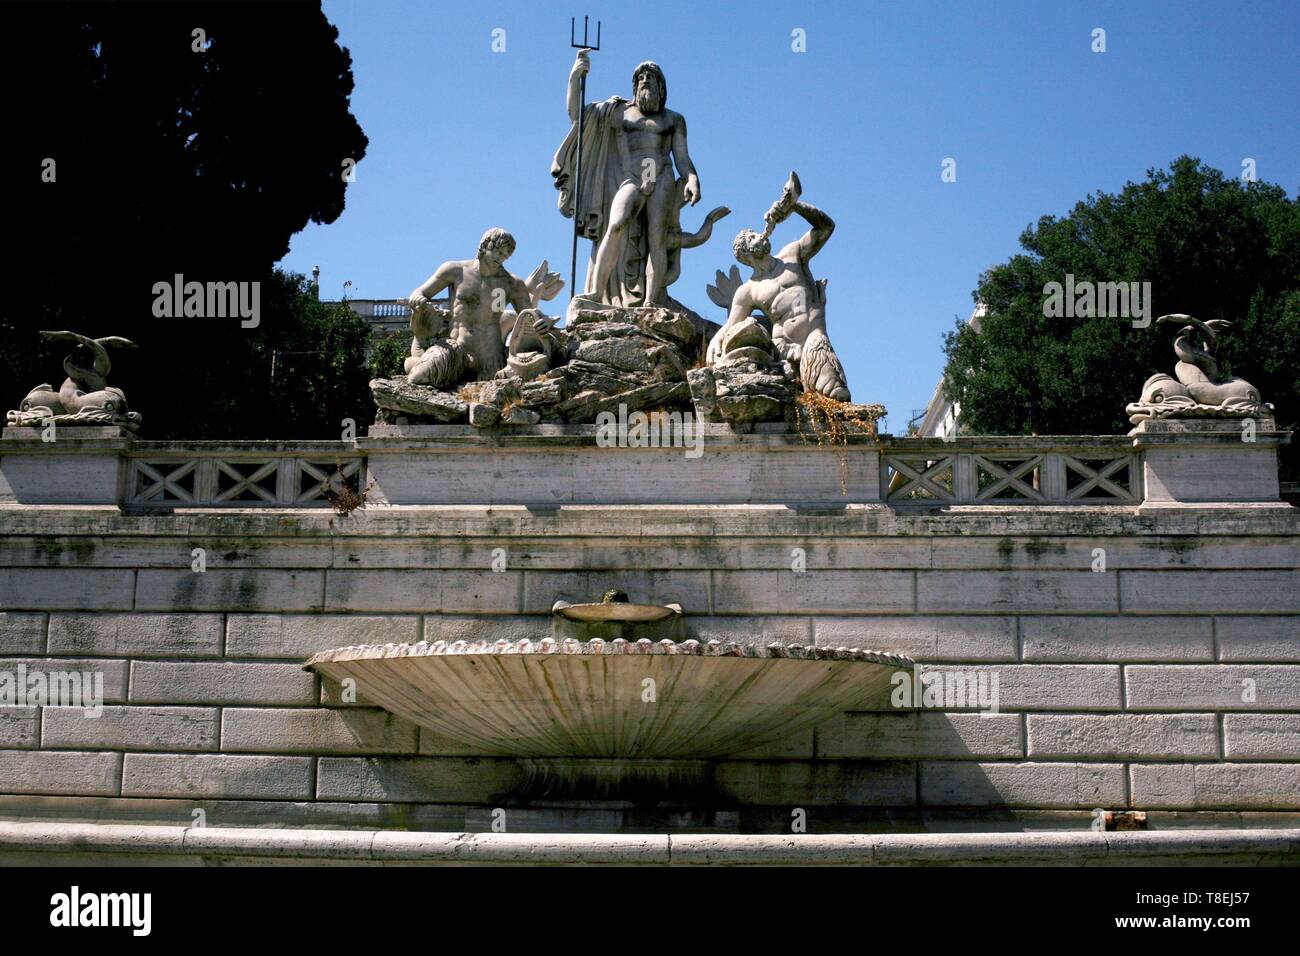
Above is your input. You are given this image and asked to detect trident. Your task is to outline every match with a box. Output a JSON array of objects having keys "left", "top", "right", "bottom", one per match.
[{"left": 568, "top": 16, "right": 601, "bottom": 299}]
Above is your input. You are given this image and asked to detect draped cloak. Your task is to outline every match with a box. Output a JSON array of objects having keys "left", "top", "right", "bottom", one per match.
[{"left": 551, "top": 96, "right": 684, "bottom": 307}]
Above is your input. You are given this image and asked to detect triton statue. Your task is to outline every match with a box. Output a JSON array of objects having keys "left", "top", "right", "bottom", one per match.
[
  {"left": 706, "top": 172, "right": 852, "bottom": 402},
  {"left": 403, "top": 228, "right": 564, "bottom": 388}
]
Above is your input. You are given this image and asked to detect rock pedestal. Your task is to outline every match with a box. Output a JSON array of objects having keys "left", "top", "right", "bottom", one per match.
[
  {"left": 688, "top": 361, "right": 796, "bottom": 425},
  {"left": 372, "top": 305, "right": 705, "bottom": 426}
]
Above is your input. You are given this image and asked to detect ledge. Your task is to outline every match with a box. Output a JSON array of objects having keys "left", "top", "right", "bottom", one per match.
[
  {"left": 0, "top": 425, "right": 1146, "bottom": 451},
  {"left": 0, "top": 501, "right": 1296, "bottom": 537},
  {"left": 0, "top": 821, "right": 1296, "bottom": 866},
  {"left": 1131, "top": 418, "right": 1292, "bottom": 448}
]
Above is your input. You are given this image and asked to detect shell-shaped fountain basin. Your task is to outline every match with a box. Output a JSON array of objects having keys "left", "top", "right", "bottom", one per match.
[
  {"left": 304, "top": 638, "right": 913, "bottom": 760},
  {"left": 553, "top": 602, "right": 679, "bottom": 623}
]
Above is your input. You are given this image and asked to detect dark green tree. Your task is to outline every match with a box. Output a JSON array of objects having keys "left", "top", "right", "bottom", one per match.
[
  {"left": 367, "top": 330, "right": 412, "bottom": 382},
  {"left": 213, "top": 270, "right": 379, "bottom": 441},
  {"left": 943, "top": 156, "right": 1300, "bottom": 476},
  {"left": 2, "top": 1, "right": 369, "bottom": 438}
]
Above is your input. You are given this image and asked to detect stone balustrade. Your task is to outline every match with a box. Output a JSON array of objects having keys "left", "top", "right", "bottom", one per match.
[{"left": 1, "top": 418, "right": 1289, "bottom": 510}]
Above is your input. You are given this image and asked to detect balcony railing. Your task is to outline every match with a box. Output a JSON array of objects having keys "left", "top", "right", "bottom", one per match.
[
  {"left": 879, "top": 437, "right": 1141, "bottom": 506},
  {"left": 324, "top": 297, "right": 450, "bottom": 333},
  {"left": 127, "top": 452, "right": 366, "bottom": 508}
]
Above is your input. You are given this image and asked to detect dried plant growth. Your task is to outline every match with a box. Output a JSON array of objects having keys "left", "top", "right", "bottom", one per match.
[
  {"left": 455, "top": 383, "right": 487, "bottom": 403},
  {"left": 323, "top": 462, "right": 376, "bottom": 516},
  {"left": 794, "top": 389, "right": 885, "bottom": 493}
]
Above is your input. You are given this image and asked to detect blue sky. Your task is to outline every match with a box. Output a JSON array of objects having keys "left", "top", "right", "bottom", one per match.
[{"left": 281, "top": 0, "right": 1300, "bottom": 431}]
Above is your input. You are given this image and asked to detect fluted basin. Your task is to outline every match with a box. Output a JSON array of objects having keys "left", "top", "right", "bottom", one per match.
[
  {"left": 553, "top": 602, "right": 679, "bottom": 623},
  {"left": 304, "top": 638, "right": 912, "bottom": 760}
]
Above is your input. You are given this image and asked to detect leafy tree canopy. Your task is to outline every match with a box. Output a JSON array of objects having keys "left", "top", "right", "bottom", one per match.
[
  {"left": 2, "top": 1, "right": 370, "bottom": 438},
  {"left": 943, "top": 156, "right": 1300, "bottom": 475}
]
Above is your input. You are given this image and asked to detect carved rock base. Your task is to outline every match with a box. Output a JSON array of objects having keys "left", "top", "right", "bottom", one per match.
[
  {"left": 374, "top": 305, "right": 706, "bottom": 428},
  {"left": 689, "top": 360, "right": 797, "bottom": 425},
  {"left": 370, "top": 377, "right": 469, "bottom": 423}
]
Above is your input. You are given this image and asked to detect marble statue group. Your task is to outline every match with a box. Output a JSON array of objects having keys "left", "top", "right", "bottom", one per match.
[
  {"left": 365, "top": 50, "right": 860, "bottom": 428},
  {"left": 7, "top": 39, "right": 1269, "bottom": 435}
]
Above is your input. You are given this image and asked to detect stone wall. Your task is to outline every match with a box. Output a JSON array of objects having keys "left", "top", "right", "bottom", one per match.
[{"left": 1, "top": 457, "right": 1298, "bottom": 828}]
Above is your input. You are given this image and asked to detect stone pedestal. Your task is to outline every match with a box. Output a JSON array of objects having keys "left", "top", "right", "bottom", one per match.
[
  {"left": 0, "top": 426, "right": 133, "bottom": 505},
  {"left": 1131, "top": 417, "right": 1291, "bottom": 507},
  {"left": 359, "top": 424, "right": 883, "bottom": 506}
]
